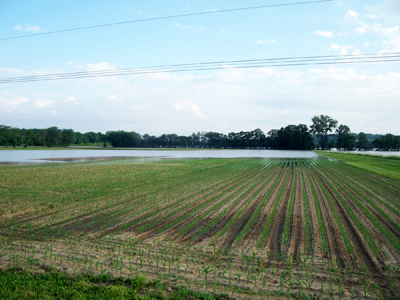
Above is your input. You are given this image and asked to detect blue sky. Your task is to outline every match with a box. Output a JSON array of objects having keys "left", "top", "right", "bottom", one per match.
[{"left": 1, "top": 0, "right": 400, "bottom": 135}]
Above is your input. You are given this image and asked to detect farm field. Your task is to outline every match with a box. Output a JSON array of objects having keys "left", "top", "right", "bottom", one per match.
[
  {"left": 1, "top": 157, "right": 400, "bottom": 299},
  {"left": 316, "top": 150, "right": 400, "bottom": 181}
]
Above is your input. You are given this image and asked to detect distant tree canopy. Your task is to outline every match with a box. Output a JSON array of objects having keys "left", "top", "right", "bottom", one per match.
[
  {"left": 310, "top": 115, "right": 338, "bottom": 150},
  {"left": 373, "top": 134, "right": 400, "bottom": 151},
  {"left": 1, "top": 118, "right": 399, "bottom": 151},
  {"left": 357, "top": 132, "right": 369, "bottom": 150},
  {"left": 266, "top": 124, "right": 315, "bottom": 150},
  {"left": 137, "top": 129, "right": 267, "bottom": 149},
  {"left": 336, "top": 124, "right": 356, "bottom": 151},
  {"left": 106, "top": 131, "right": 141, "bottom": 148},
  {"left": 0, "top": 125, "right": 76, "bottom": 148}
]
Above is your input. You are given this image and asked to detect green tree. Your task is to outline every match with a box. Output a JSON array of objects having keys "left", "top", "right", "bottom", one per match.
[
  {"left": 46, "top": 126, "right": 61, "bottom": 147},
  {"left": 266, "top": 124, "right": 314, "bottom": 150},
  {"left": 0, "top": 125, "right": 12, "bottom": 147},
  {"left": 336, "top": 124, "right": 355, "bottom": 151},
  {"left": 61, "top": 129, "right": 76, "bottom": 147},
  {"left": 204, "top": 132, "right": 224, "bottom": 148},
  {"left": 98, "top": 132, "right": 107, "bottom": 147},
  {"left": 310, "top": 115, "right": 338, "bottom": 150},
  {"left": 394, "top": 136, "right": 400, "bottom": 151},
  {"left": 106, "top": 131, "right": 140, "bottom": 148},
  {"left": 356, "top": 132, "right": 369, "bottom": 150},
  {"left": 85, "top": 131, "right": 98, "bottom": 144}
]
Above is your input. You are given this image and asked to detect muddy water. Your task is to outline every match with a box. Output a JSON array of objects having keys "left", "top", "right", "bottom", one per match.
[{"left": 0, "top": 149, "right": 319, "bottom": 164}]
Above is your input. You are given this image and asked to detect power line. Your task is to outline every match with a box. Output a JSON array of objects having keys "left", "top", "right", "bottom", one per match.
[
  {"left": 1, "top": 52, "right": 399, "bottom": 84},
  {"left": 1, "top": 0, "right": 333, "bottom": 41}
]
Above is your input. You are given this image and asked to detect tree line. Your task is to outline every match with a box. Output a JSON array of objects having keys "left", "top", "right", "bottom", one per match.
[{"left": 1, "top": 115, "right": 399, "bottom": 151}]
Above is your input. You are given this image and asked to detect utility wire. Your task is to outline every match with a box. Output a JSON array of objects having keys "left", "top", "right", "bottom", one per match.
[
  {"left": 1, "top": 52, "right": 399, "bottom": 84},
  {"left": 1, "top": 0, "right": 333, "bottom": 41}
]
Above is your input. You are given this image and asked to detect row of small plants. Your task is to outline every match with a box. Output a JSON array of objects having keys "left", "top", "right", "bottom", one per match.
[{"left": 1, "top": 157, "right": 400, "bottom": 298}]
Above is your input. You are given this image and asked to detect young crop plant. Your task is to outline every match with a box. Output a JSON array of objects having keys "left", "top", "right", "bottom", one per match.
[
  {"left": 299, "top": 160, "right": 313, "bottom": 253},
  {"left": 211, "top": 164, "right": 281, "bottom": 242},
  {"left": 256, "top": 160, "right": 290, "bottom": 248},
  {"left": 281, "top": 163, "right": 297, "bottom": 248},
  {"left": 304, "top": 167, "right": 329, "bottom": 255},
  {"left": 311, "top": 168, "right": 355, "bottom": 254},
  {"left": 316, "top": 165, "right": 400, "bottom": 254}
]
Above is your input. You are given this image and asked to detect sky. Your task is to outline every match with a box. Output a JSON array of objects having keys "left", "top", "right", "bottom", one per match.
[{"left": 0, "top": 0, "right": 400, "bottom": 135}]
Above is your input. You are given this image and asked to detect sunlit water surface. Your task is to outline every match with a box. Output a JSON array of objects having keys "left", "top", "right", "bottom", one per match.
[{"left": 0, "top": 149, "right": 320, "bottom": 164}]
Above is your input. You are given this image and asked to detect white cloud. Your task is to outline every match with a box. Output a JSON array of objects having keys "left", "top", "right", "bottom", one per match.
[
  {"left": 315, "top": 30, "right": 334, "bottom": 38},
  {"left": 34, "top": 98, "right": 53, "bottom": 107},
  {"left": 330, "top": 43, "right": 354, "bottom": 55},
  {"left": 0, "top": 96, "right": 29, "bottom": 111},
  {"left": 63, "top": 96, "right": 76, "bottom": 102},
  {"left": 174, "top": 23, "right": 203, "bottom": 32},
  {"left": 354, "top": 22, "right": 400, "bottom": 50},
  {"left": 365, "top": 0, "right": 400, "bottom": 22},
  {"left": 346, "top": 10, "right": 358, "bottom": 18},
  {"left": 255, "top": 39, "right": 276, "bottom": 45},
  {"left": 14, "top": 24, "right": 42, "bottom": 32},
  {"left": 80, "top": 62, "right": 115, "bottom": 71},
  {"left": 107, "top": 94, "right": 122, "bottom": 101},
  {"left": 308, "top": 66, "right": 367, "bottom": 82},
  {"left": 173, "top": 100, "right": 207, "bottom": 119},
  {"left": 219, "top": 29, "right": 230, "bottom": 34},
  {"left": 366, "top": 14, "right": 379, "bottom": 20},
  {"left": 243, "top": 110, "right": 251, "bottom": 116}
]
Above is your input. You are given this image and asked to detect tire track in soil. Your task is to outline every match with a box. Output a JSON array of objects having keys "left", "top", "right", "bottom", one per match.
[
  {"left": 245, "top": 164, "right": 288, "bottom": 255},
  {"left": 225, "top": 167, "right": 283, "bottom": 253},
  {"left": 313, "top": 168, "right": 381, "bottom": 273},
  {"left": 219, "top": 167, "right": 286, "bottom": 254},
  {"left": 327, "top": 168, "right": 400, "bottom": 263},
  {"left": 307, "top": 168, "right": 344, "bottom": 266},
  {"left": 287, "top": 166, "right": 303, "bottom": 261},
  {"left": 254, "top": 167, "right": 291, "bottom": 257},
  {"left": 301, "top": 167, "right": 323, "bottom": 258},
  {"left": 265, "top": 167, "right": 293, "bottom": 260},
  {"left": 325, "top": 172, "right": 400, "bottom": 267}
]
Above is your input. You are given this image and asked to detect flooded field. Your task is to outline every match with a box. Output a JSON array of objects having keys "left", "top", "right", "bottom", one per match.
[
  {"left": 1, "top": 157, "right": 399, "bottom": 298},
  {"left": 0, "top": 149, "right": 319, "bottom": 164}
]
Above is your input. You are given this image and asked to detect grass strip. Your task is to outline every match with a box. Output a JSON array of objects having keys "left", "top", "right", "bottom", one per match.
[{"left": 315, "top": 151, "right": 400, "bottom": 181}]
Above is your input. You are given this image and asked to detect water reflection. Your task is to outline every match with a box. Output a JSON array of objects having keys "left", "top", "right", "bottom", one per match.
[{"left": 0, "top": 149, "right": 319, "bottom": 164}]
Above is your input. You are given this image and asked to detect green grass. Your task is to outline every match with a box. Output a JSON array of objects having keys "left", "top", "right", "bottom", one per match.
[
  {"left": 315, "top": 151, "right": 400, "bottom": 181},
  {"left": 0, "top": 267, "right": 228, "bottom": 300}
]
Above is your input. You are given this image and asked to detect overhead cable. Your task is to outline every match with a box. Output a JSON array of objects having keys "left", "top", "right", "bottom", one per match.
[
  {"left": 1, "top": 0, "right": 333, "bottom": 41},
  {"left": 1, "top": 51, "right": 399, "bottom": 84}
]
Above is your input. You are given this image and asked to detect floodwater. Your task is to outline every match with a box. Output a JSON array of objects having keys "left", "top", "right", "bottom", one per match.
[
  {"left": 0, "top": 149, "right": 319, "bottom": 164},
  {"left": 331, "top": 150, "right": 400, "bottom": 156}
]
